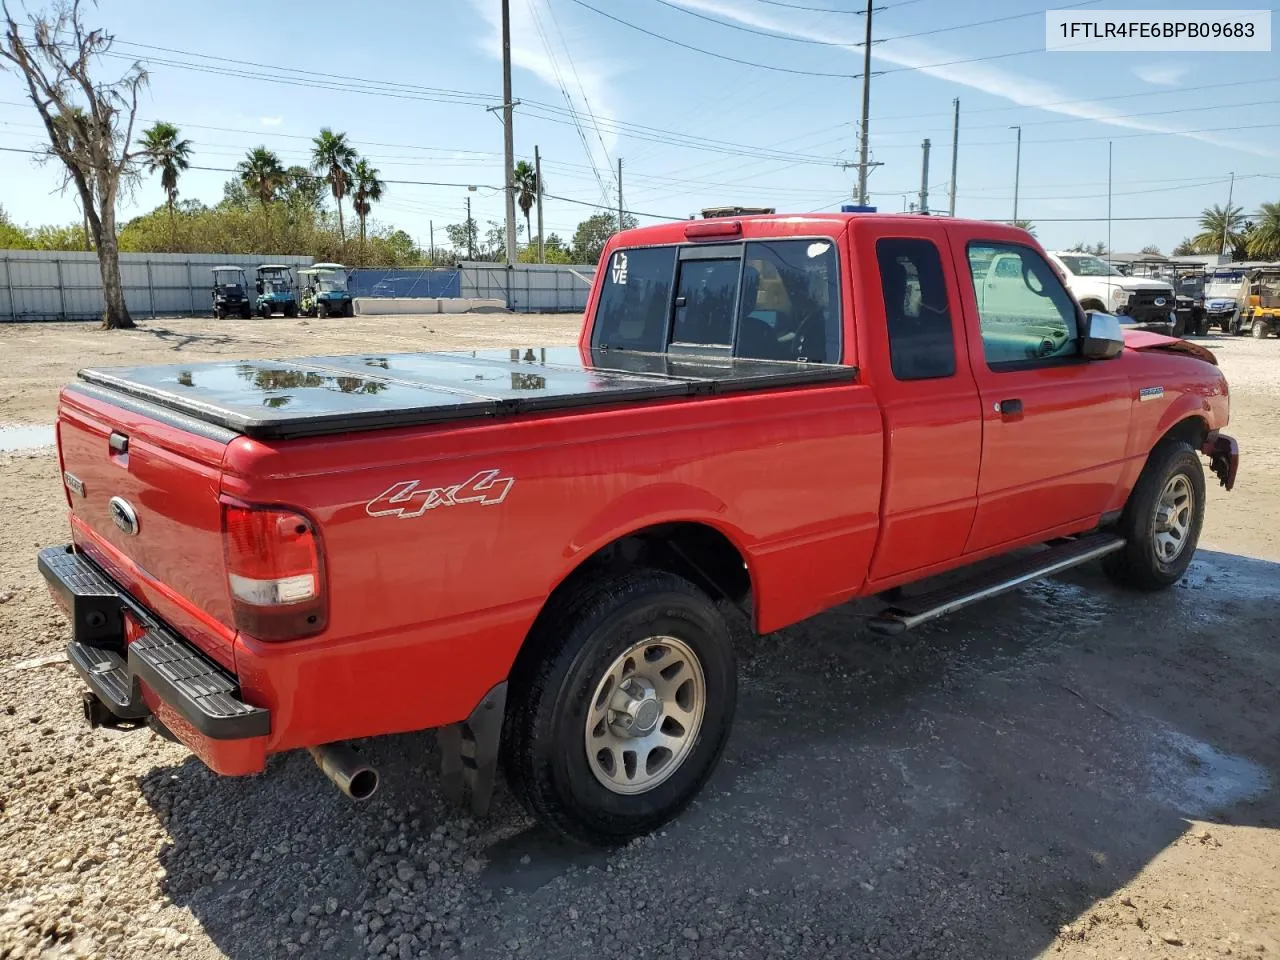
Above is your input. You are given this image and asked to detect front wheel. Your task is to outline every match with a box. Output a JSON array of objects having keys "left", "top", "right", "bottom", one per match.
[
  {"left": 1104, "top": 440, "right": 1205, "bottom": 590},
  {"left": 317, "top": 301, "right": 329, "bottom": 319},
  {"left": 502, "top": 569, "right": 736, "bottom": 846},
  {"left": 1252, "top": 319, "right": 1270, "bottom": 339},
  {"left": 213, "top": 305, "right": 225, "bottom": 320}
]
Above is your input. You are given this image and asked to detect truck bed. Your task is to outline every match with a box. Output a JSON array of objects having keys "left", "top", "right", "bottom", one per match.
[{"left": 76, "top": 347, "right": 854, "bottom": 440}]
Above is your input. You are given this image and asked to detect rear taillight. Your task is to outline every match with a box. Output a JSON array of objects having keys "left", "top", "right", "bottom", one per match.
[{"left": 221, "top": 502, "right": 327, "bottom": 641}]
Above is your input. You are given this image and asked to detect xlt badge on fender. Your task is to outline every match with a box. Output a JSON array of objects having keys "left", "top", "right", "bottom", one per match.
[{"left": 108, "top": 496, "right": 140, "bottom": 536}]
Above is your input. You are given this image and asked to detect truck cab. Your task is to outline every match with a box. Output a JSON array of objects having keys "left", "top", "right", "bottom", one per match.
[{"left": 40, "top": 212, "right": 1237, "bottom": 846}]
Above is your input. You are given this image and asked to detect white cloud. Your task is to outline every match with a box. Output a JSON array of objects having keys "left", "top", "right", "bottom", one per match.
[
  {"left": 665, "top": 0, "right": 1278, "bottom": 158},
  {"left": 466, "top": 0, "right": 620, "bottom": 178},
  {"left": 1132, "top": 63, "right": 1191, "bottom": 86},
  {"left": 259, "top": 116, "right": 284, "bottom": 127}
]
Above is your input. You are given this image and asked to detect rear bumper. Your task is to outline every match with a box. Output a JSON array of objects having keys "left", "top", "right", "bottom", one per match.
[
  {"left": 38, "top": 546, "right": 269, "bottom": 774},
  {"left": 1202, "top": 432, "right": 1239, "bottom": 492}
]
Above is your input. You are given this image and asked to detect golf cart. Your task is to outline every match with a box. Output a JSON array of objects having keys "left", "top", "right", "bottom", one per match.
[
  {"left": 1232, "top": 265, "right": 1280, "bottom": 339},
  {"left": 211, "top": 266, "right": 253, "bottom": 319},
  {"left": 299, "top": 262, "right": 353, "bottom": 318},
  {"left": 254, "top": 264, "right": 299, "bottom": 318}
]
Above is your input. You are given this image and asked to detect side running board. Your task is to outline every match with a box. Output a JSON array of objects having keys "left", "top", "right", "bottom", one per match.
[{"left": 867, "top": 532, "right": 1125, "bottom": 635}]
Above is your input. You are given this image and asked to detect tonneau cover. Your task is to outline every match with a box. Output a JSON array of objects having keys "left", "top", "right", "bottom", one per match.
[{"left": 76, "top": 347, "right": 855, "bottom": 441}]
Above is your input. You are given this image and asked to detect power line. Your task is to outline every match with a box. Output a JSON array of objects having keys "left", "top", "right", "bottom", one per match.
[
  {"left": 646, "top": 0, "right": 867, "bottom": 45},
  {"left": 751, "top": 0, "right": 928, "bottom": 11},
  {"left": 560, "top": 0, "right": 852, "bottom": 76}
]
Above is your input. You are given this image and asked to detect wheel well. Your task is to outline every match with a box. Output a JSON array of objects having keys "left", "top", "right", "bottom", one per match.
[
  {"left": 1080, "top": 298, "right": 1106, "bottom": 312},
  {"left": 1161, "top": 415, "right": 1209, "bottom": 452},
  {"left": 552, "top": 522, "right": 751, "bottom": 608}
]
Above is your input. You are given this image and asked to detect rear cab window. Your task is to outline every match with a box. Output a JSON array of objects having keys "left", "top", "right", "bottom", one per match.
[{"left": 592, "top": 238, "right": 841, "bottom": 364}]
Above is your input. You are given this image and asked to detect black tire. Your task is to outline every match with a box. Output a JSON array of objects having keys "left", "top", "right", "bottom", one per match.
[
  {"left": 502, "top": 569, "right": 736, "bottom": 846},
  {"left": 1251, "top": 319, "right": 1269, "bottom": 339},
  {"left": 258, "top": 304, "right": 270, "bottom": 318},
  {"left": 214, "top": 305, "right": 225, "bottom": 320},
  {"left": 1171, "top": 313, "right": 1186, "bottom": 338},
  {"left": 343, "top": 301, "right": 354, "bottom": 318},
  {"left": 285, "top": 303, "right": 297, "bottom": 319},
  {"left": 317, "top": 301, "right": 329, "bottom": 319},
  {"left": 1103, "top": 440, "right": 1205, "bottom": 591},
  {"left": 240, "top": 305, "right": 252, "bottom": 319}
]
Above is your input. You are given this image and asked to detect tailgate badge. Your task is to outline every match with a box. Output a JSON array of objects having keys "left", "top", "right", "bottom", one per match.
[
  {"left": 108, "top": 497, "right": 140, "bottom": 536},
  {"left": 63, "top": 472, "right": 85, "bottom": 498}
]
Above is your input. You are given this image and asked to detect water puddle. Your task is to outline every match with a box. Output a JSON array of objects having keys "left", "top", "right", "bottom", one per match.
[
  {"left": 1147, "top": 728, "right": 1271, "bottom": 816},
  {"left": 0, "top": 424, "right": 55, "bottom": 452}
]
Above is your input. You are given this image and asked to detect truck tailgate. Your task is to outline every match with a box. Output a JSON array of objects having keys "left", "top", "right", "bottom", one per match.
[{"left": 58, "top": 383, "right": 238, "bottom": 670}]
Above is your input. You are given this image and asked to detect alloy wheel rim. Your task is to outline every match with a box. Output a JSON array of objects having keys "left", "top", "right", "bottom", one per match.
[
  {"left": 1152, "top": 473, "right": 1194, "bottom": 564},
  {"left": 584, "top": 636, "right": 706, "bottom": 795}
]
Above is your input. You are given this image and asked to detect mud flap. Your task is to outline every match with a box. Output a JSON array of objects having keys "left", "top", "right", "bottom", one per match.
[{"left": 438, "top": 682, "right": 507, "bottom": 816}]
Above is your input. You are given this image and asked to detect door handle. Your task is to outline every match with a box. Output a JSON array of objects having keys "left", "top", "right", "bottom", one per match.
[
  {"left": 996, "top": 398, "right": 1023, "bottom": 418},
  {"left": 674, "top": 296, "right": 688, "bottom": 307}
]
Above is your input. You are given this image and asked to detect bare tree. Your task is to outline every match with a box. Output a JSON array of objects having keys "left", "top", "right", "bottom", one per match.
[{"left": 1, "top": 1, "right": 146, "bottom": 328}]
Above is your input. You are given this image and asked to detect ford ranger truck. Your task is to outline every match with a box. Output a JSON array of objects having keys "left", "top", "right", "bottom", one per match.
[
  {"left": 40, "top": 214, "right": 1238, "bottom": 846},
  {"left": 1045, "top": 250, "right": 1177, "bottom": 335}
]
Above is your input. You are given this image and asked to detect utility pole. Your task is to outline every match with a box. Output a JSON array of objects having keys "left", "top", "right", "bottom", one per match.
[
  {"left": 1221, "top": 171, "right": 1236, "bottom": 257},
  {"left": 466, "top": 195, "right": 474, "bottom": 261},
  {"left": 501, "top": 0, "right": 518, "bottom": 267},
  {"left": 856, "top": 0, "right": 874, "bottom": 206},
  {"left": 1010, "top": 125, "right": 1022, "bottom": 223},
  {"left": 918, "top": 139, "right": 931, "bottom": 214},
  {"left": 1107, "top": 140, "right": 1113, "bottom": 261},
  {"left": 429, "top": 221, "right": 435, "bottom": 262},
  {"left": 617, "top": 157, "right": 624, "bottom": 235},
  {"left": 948, "top": 98, "right": 959, "bottom": 217},
  {"left": 535, "top": 145, "right": 545, "bottom": 264}
]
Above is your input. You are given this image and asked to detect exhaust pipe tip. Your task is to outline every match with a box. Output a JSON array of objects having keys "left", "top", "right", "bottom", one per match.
[{"left": 308, "top": 744, "right": 379, "bottom": 801}]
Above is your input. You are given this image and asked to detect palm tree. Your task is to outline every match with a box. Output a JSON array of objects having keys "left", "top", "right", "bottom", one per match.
[
  {"left": 137, "top": 122, "right": 193, "bottom": 252},
  {"left": 311, "top": 128, "right": 357, "bottom": 256},
  {"left": 513, "top": 160, "right": 540, "bottom": 252},
  {"left": 1247, "top": 201, "right": 1280, "bottom": 260},
  {"left": 237, "top": 147, "right": 286, "bottom": 249},
  {"left": 1011, "top": 218, "right": 1036, "bottom": 237},
  {"left": 350, "top": 158, "right": 385, "bottom": 266},
  {"left": 1194, "top": 203, "right": 1246, "bottom": 255}
]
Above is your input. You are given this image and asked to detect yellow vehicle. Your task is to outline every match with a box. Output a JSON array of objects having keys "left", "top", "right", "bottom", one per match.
[{"left": 1232, "top": 265, "right": 1280, "bottom": 339}]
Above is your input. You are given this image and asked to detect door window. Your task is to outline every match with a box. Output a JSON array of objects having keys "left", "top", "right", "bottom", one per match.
[
  {"left": 592, "top": 246, "right": 677, "bottom": 351},
  {"left": 875, "top": 238, "right": 956, "bottom": 380},
  {"left": 672, "top": 258, "right": 740, "bottom": 347},
  {"left": 967, "top": 243, "right": 1080, "bottom": 368},
  {"left": 735, "top": 240, "right": 840, "bottom": 363}
]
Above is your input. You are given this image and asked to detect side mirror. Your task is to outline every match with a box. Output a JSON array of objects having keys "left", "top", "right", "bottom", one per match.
[{"left": 1081, "top": 310, "right": 1124, "bottom": 360}]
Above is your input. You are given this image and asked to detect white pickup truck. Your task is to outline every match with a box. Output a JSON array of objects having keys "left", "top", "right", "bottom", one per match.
[{"left": 1043, "top": 251, "right": 1178, "bottom": 335}]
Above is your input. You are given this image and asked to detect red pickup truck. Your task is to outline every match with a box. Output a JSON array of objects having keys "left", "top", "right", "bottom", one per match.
[{"left": 40, "top": 214, "right": 1237, "bottom": 845}]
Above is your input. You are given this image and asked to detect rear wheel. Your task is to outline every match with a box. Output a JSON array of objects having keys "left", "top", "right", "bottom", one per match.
[
  {"left": 1171, "top": 313, "right": 1186, "bottom": 338},
  {"left": 258, "top": 304, "right": 270, "bottom": 318},
  {"left": 214, "top": 305, "right": 225, "bottom": 320},
  {"left": 240, "top": 304, "right": 252, "bottom": 319},
  {"left": 503, "top": 569, "right": 736, "bottom": 846},
  {"left": 1104, "top": 440, "right": 1205, "bottom": 591},
  {"left": 343, "top": 301, "right": 354, "bottom": 318},
  {"left": 1252, "top": 318, "right": 1270, "bottom": 339}
]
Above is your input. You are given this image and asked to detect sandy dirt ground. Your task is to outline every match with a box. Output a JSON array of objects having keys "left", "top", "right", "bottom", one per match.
[{"left": 0, "top": 315, "right": 1277, "bottom": 960}]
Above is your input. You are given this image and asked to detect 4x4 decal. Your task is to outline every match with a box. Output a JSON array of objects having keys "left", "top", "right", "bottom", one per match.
[{"left": 366, "top": 469, "right": 514, "bottom": 518}]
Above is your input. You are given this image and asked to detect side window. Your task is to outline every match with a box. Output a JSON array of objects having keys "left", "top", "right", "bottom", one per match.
[
  {"left": 592, "top": 247, "right": 676, "bottom": 352},
  {"left": 875, "top": 238, "right": 956, "bottom": 381},
  {"left": 967, "top": 243, "right": 1080, "bottom": 368},
  {"left": 735, "top": 239, "right": 840, "bottom": 363}
]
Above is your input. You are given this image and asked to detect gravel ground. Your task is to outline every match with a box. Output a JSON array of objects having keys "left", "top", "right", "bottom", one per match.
[{"left": 1, "top": 316, "right": 1277, "bottom": 960}]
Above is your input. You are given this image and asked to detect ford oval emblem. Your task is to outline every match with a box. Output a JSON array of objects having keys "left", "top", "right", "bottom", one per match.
[
  {"left": 108, "top": 496, "right": 140, "bottom": 537},
  {"left": 1154, "top": 297, "right": 1167, "bottom": 307}
]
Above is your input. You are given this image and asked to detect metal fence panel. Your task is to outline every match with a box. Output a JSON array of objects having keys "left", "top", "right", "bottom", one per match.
[
  {"left": 457, "top": 262, "right": 596, "bottom": 313},
  {"left": 348, "top": 268, "right": 461, "bottom": 299},
  {"left": 0, "top": 250, "right": 313, "bottom": 321}
]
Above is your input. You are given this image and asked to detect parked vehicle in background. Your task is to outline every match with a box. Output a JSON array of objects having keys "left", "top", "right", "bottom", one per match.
[
  {"left": 1202, "top": 263, "right": 1259, "bottom": 331},
  {"left": 299, "top": 263, "right": 353, "bottom": 318},
  {"left": 1168, "top": 263, "right": 1209, "bottom": 336},
  {"left": 254, "top": 264, "right": 299, "bottom": 318},
  {"left": 1232, "top": 265, "right": 1280, "bottom": 338},
  {"left": 210, "top": 266, "right": 253, "bottom": 320},
  {"left": 1044, "top": 251, "right": 1177, "bottom": 335},
  {"left": 40, "top": 213, "right": 1238, "bottom": 846}
]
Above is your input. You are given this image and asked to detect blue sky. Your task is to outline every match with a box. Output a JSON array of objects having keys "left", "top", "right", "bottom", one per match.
[{"left": 0, "top": 0, "right": 1277, "bottom": 254}]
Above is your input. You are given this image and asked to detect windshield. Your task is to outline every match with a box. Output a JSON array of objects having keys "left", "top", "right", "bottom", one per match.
[
  {"left": 1057, "top": 255, "right": 1122, "bottom": 277},
  {"left": 265, "top": 278, "right": 289, "bottom": 293},
  {"left": 314, "top": 274, "right": 347, "bottom": 293}
]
